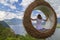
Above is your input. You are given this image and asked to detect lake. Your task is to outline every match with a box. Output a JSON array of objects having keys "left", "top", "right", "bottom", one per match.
[
  {"left": 9, "top": 24, "right": 60, "bottom": 40},
  {"left": 9, "top": 24, "right": 27, "bottom": 36}
]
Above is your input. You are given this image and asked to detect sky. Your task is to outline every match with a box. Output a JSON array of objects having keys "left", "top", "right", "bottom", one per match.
[{"left": 0, "top": 0, "right": 60, "bottom": 21}]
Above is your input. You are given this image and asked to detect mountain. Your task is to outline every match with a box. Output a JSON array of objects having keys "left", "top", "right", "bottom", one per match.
[
  {"left": 0, "top": 21, "right": 10, "bottom": 28},
  {"left": 57, "top": 18, "right": 60, "bottom": 24},
  {"left": 4, "top": 18, "right": 60, "bottom": 25},
  {"left": 4, "top": 18, "right": 22, "bottom": 25}
]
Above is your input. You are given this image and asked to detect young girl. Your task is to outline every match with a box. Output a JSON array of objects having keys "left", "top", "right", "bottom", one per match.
[{"left": 31, "top": 14, "right": 47, "bottom": 30}]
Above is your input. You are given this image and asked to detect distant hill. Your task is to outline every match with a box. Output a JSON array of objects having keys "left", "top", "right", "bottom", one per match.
[
  {"left": 0, "top": 21, "right": 10, "bottom": 28},
  {"left": 57, "top": 18, "right": 60, "bottom": 24},
  {"left": 4, "top": 18, "right": 60, "bottom": 25},
  {"left": 4, "top": 18, "right": 22, "bottom": 25}
]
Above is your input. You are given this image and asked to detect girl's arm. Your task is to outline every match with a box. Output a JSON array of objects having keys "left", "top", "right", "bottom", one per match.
[{"left": 31, "top": 18, "right": 37, "bottom": 21}]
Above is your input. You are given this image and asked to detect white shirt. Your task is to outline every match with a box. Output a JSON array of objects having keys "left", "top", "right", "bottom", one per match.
[{"left": 36, "top": 18, "right": 43, "bottom": 30}]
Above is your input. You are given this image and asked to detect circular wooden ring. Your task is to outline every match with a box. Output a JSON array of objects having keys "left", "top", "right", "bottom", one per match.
[{"left": 23, "top": 0, "right": 57, "bottom": 39}]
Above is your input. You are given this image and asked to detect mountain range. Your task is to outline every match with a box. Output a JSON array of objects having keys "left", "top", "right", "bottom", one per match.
[
  {"left": 57, "top": 18, "right": 60, "bottom": 24},
  {"left": 5, "top": 18, "right": 60, "bottom": 25},
  {"left": 0, "top": 21, "right": 10, "bottom": 28},
  {"left": 4, "top": 18, "right": 22, "bottom": 25},
  {"left": 0, "top": 18, "right": 60, "bottom": 27}
]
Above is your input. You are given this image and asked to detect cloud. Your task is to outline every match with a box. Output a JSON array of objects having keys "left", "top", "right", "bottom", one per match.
[
  {"left": 0, "top": 11, "right": 6, "bottom": 21},
  {"left": 57, "top": 13, "right": 60, "bottom": 18},
  {"left": 8, "top": 5, "right": 16, "bottom": 9},
  {"left": 0, "top": 11, "right": 24, "bottom": 21},
  {"left": 0, "top": 0, "right": 17, "bottom": 9},
  {"left": 0, "top": 0, "right": 6, "bottom": 4},
  {"left": 10, "top": 0, "right": 18, "bottom": 4},
  {"left": 0, "top": 11, "right": 16, "bottom": 20},
  {"left": 15, "top": 12, "right": 24, "bottom": 19},
  {"left": 20, "top": 0, "right": 34, "bottom": 9},
  {"left": 5, "top": 12, "right": 24, "bottom": 19},
  {"left": 5, "top": 12, "right": 17, "bottom": 19},
  {"left": 0, "top": 0, "right": 18, "bottom": 4},
  {"left": 45, "top": 0, "right": 60, "bottom": 18}
]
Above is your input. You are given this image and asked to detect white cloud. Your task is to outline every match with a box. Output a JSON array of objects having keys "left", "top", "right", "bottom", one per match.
[
  {"left": 10, "top": 0, "right": 18, "bottom": 4},
  {"left": 9, "top": 5, "right": 16, "bottom": 9},
  {"left": 0, "top": 11, "right": 24, "bottom": 21},
  {"left": 16, "top": 15, "right": 23, "bottom": 19},
  {"left": 0, "top": 11, "right": 16, "bottom": 20},
  {"left": 0, "top": 0, "right": 6, "bottom": 4},
  {"left": 20, "top": 0, "right": 34, "bottom": 9},
  {"left": 16, "top": 12, "right": 24, "bottom": 19},
  {"left": 0, "top": 0, "right": 17, "bottom": 9},
  {"left": 45, "top": 0, "right": 60, "bottom": 18},
  {"left": 0, "top": 11, "right": 6, "bottom": 21},
  {"left": 57, "top": 13, "right": 60, "bottom": 18},
  {"left": 4, "top": 4, "right": 16, "bottom": 9},
  {"left": 5, "top": 12, "right": 16, "bottom": 19},
  {"left": 5, "top": 12, "right": 24, "bottom": 19}
]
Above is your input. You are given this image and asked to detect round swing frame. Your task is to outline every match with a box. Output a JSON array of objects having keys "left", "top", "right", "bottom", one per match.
[{"left": 23, "top": 0, "right": 57, "bottom": 39}]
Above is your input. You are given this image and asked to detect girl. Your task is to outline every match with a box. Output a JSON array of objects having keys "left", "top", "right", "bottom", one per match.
[{"left": 31, "top": 14, "right": 47, "bottom": 30}]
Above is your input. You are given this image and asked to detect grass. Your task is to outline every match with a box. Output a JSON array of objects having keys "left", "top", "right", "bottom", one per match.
[{"left": 57, "top": 24, "right": 60, "bottom": 28}]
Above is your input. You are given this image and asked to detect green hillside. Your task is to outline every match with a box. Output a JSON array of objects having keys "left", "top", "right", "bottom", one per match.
[
  {"left": 0, "top": 23, "right": 16, "bottom": 40},
  {"left": 0, "top": 24, "right": 38, "bottom": 40},
  {"left": 57, "top": 24, "right": 60, "bottom": 28}
]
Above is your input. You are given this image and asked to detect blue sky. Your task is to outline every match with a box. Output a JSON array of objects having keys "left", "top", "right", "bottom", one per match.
[
  {"left": 0, "top": 0, "right": 23, "bottom": 13},
  {"left": 0, "top": 0, "right": 60, "bottom": 21}
]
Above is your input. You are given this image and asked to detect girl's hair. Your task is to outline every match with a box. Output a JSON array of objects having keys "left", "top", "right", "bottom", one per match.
[{"left": 37, "top": 14, "right": 42, "bottom": 19}]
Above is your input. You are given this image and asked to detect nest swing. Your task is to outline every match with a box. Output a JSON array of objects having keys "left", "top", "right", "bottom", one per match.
[{"left": 23, "top": 0, "right": 57, "bottom": 39}]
